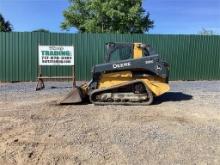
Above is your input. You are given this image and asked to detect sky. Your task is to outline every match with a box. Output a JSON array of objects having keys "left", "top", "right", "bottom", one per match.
[{"left": 0, "top": 0, "right": 219, "bottom": 34}]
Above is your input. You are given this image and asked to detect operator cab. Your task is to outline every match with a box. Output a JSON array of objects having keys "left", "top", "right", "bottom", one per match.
[{"left": 105, "top": 42, "right": 157, "bottom": 63}]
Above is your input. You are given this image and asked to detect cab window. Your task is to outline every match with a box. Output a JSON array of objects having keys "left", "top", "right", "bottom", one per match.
[{"left": 109, "top": 46, "right": 132, "bottom": 62}]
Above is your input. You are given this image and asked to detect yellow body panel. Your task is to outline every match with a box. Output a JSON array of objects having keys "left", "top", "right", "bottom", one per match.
[
  {"left": 141, "top": 78, "right": 170, "bottom": 96},
  {"left": 98, "top": 71, "right": 170, "bottom": 96},
  {"left": 98, "top": 71, "right": 133, "bottom": 89},
  {"left": 133, "top": 43, "right": 143, "bottom": 59}
]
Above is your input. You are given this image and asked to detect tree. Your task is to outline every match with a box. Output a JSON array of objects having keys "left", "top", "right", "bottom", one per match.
[
  {"left": 0, "top": 14, "right": 13, "bottom": 32},
  {"left": 198, "top": 28, "right": 217, "bottom": 35},
  {"left": 61, "top": 0, "right": 154, "bottom": 33},
  {"left": 32, "top": 29, "right": 50, "bottom": 32}
]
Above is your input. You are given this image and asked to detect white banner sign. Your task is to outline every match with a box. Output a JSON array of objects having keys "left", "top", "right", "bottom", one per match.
[{"left": 38, "top": 45, "right": 74, "bottom": 66}]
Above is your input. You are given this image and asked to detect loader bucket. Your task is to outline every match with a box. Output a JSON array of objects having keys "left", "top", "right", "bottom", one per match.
[{"left": 60, "top": 87, "right": 84, "bottom": 104}]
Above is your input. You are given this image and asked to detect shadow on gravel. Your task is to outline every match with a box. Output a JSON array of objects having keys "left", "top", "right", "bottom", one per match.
[
  {"left": 153, "top": 92, "right": 193, "bottom": 105},
  {"left": 50, "top": 86, "right": 72, "bottom": 89}
]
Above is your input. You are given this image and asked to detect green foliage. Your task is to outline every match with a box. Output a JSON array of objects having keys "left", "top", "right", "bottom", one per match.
[
  {"left": 0, "top": 14, "right": 13, "bottom": 32},
  {"left": 198, "top": 28, "right": 217, "bottom": 35},
  {"left": 61, "top": 0, "right": 154, "bottom": 33}
]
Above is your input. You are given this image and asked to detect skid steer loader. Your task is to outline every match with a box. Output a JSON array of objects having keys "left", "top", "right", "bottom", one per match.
[{"left": 60, "top": 42, "right": 170, "bottom": 105}]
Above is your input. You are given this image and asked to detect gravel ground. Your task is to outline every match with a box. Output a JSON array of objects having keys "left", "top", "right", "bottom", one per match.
[{"left": 0, "top": 81, "right": 220, "bottom": 165}]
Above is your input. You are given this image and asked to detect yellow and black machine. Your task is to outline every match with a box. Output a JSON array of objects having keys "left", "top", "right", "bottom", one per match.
[{"left": 61, "top": 42, "right": 170, "bottom": 105}]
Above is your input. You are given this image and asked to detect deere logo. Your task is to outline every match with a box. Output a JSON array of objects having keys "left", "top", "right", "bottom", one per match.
[{"left": 113, "top": 62, "right": 131, "bottom": 69}]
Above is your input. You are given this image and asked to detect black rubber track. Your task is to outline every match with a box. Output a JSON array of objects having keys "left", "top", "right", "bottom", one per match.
[{"left": 90, "top": 80, "right": 153, "bottom": 105}]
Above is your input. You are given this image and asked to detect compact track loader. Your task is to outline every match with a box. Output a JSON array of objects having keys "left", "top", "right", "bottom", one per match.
[{"left": 60, "top": 42, "right": 170, "bottom": 105}]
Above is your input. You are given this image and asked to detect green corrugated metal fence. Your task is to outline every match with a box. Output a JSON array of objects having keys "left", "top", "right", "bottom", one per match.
[{"left": 0, "top": 32, "right": 219, "bottom": 81}]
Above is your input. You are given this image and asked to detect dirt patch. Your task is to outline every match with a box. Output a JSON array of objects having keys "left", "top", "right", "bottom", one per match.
[{"left": 0, "top": 81, "right": 220, "bottom": 164}]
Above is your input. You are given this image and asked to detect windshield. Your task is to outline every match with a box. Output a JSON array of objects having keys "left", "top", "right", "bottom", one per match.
[
  {"left": 107, "top": 44, "right": 133, "bottom": 62},
  {"left": 109, "top": 47, "right": 132, "bottom": 62}
]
